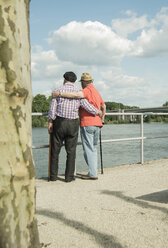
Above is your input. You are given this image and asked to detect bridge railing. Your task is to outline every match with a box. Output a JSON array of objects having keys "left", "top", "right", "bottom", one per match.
[{"left": 32, "top": 112, "right": 168, "bottom": 164}]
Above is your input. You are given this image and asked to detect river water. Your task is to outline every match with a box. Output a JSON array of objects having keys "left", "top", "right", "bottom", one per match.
[{"left": 32, "top": 123, "right": 168, "bottom": 178}]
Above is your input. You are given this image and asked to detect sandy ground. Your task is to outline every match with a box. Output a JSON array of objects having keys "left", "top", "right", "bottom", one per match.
[{"left": 36, "top": 159, "right": 168, "bottom": 248}]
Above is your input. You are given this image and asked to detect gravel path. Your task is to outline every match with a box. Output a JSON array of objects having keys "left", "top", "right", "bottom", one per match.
[{"left": 36, "top": 159, "right": 168, "bottom": 248}]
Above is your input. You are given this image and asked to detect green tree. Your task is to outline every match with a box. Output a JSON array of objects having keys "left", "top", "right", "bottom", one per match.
[
  {"left": 105, "top": 101, "right": 139, "bottom": 112},
  {"left": 156, "top": 116, "right": 163, "bottom": 122},
  {"left": 163, "top": 101, "right": 168, "bottom": 106},
  {"left": 32, "top": 94, "right": 50, "bottom": 112},
  {"left": 32, "top": 94, "right": 50, "bottom": 127},
  {"left": 104, "top": 101, "right": 139, "bottom": 124},
  {"left": 144, "top": 115, "right": 152, "bottom": 123}
]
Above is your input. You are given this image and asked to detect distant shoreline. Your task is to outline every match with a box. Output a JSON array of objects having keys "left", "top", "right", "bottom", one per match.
[{"left": 32, "top": 120, "right": 168, "bottom": 128}]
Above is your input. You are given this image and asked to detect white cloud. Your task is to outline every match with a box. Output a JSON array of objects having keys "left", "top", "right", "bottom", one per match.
[
  {"left": 47, "top": 8, "right": 168, "bottom": 65},
  {"left": 31, "top": 46, "right": 59, "bottom": 80},
  {"left": 31, "top": 8, "right": 168, "bottom": 107},
  {"left": 31, "top": 45, "right": 168, "bottom": 106},
  {"left": 101, "top": 67, "right": 146, "bottom": 87},
  {"left": 99, "top": 67, "right": 168, "bottom": 107},
  {"left": 132, "top": 27, "right": 168, "bottom": 57},
  {"left": 99, "top": 68, "right": 151, "bottom": 106},
  {"left": 111, "top": 12, "right": 150, "bottom": 38},
  {"left": 48, "top": 21, "right": 132, "bottom": 65},
  {"left": 110, "top": 7, "right": 168, "bottom": 57},
  {"left": 130, "top": 7, "right": 168, "bottom": 57},
  {"left": 156, "top": 7, "right": 168, "bottom": 27},
  {"left": 31, "top": 46, "right": 100, "bottom": 95}
]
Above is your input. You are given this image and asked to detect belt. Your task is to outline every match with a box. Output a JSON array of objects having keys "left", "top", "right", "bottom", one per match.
[{"left": 56, "top": 116, "right": 78, "bottom": 121}]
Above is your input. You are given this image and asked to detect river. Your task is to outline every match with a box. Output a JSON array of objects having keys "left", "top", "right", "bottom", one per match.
[{"left": 32, "top": 123, "right": 168, "bottom": 178}]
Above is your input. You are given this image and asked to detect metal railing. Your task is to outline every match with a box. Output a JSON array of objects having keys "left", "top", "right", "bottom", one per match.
[{"left": 32, "top": 112, "right": 168, "bottom": 164}]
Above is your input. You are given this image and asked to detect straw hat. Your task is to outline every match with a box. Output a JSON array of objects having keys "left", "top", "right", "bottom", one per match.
[{"left": 80, "top": 73, "right": 93, "bottom": 82}]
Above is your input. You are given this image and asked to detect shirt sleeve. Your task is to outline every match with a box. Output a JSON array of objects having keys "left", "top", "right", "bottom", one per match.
[
  {"left": 81, "top": 87, "right": 88, "bottom": 98},
  {"left": 48, "top": 98, "right": 57, "bottom": 120},
  {"left": 80, "top": 98, "right": 99, "bottom": 116}
]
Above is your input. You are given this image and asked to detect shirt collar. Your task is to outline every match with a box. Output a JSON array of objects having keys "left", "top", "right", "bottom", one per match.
[{"left": 64, "top": 82, "right": 75, "bottom": 86}]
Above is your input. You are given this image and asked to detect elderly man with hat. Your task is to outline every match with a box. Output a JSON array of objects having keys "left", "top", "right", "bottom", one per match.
[
  {"left": 52, "top": 73, "right": 106, "bottom": 180},
  {"left": 48, "top": 72, "right": 102, "bottom": 182}
]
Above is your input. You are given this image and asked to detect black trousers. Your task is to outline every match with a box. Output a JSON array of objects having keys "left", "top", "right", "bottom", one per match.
[{"left": 50, "top": 117, "right": 79, "bottom": 181}]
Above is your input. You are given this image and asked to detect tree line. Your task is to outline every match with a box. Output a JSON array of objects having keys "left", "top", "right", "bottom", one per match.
[{"left": 32, "top": 94, "right": 168, "bottom": 127}]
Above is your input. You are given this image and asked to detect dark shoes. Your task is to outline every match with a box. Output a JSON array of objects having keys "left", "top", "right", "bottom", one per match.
[
  {"left": 49, "top": 177, "right": 57, "bottom": 181},
  {"left": 81, "top": 175, "right": 98, "bottom": 180},
  {"left": 49, "top": 176, "right": 76, "bottom": 183},
  {"left": 49, "top": 175, "right": 98, "bottom": 182},
  {"left": 65, "top": 177, "right": 76, "bottom": 183}
]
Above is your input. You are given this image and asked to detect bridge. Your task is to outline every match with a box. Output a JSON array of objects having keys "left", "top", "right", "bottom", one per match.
[
  {"left": 106, "top": 106, "right": 168, "bottom": 121},
  {"left": 107, "top": 106, "right": 168, "bottom": 113}
]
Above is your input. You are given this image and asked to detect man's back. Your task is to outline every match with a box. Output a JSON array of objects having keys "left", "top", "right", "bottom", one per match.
[
  {"left": 49, "top": 82, "right": 98, "bottom": 120},
  {"left": 54, "top": 82, "right": 81, "bottom": 119},
  {"left": 80, "top": 84, "right": 104, "bottom": 127}
]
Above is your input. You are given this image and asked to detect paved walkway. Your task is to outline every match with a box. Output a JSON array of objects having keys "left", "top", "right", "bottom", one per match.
[{"left": 36, "top": 159, "right": 168, "bottom": 248}]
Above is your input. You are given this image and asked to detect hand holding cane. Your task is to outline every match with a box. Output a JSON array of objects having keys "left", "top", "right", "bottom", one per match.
[
  {"left": 48, "top": 121, "right": 53, "bottom": 181},
  {"left": 48, "top": 134, "right": 52, "bottom": 181},
  {"left": 99, "top": 127, "right": 104, "bottom": 174}
]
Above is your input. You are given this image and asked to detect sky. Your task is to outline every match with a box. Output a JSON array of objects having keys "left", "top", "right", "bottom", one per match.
[{"left": 30, "top": 0, "right": 168, "bottom": 108}]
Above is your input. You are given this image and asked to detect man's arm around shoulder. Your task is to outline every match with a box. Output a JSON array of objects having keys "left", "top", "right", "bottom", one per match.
[{"left": 52, "top": 90, "right": 84, "bottom": 99}]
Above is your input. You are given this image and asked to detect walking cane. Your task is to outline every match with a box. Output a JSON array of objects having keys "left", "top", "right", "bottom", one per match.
[
  {"left": 99, "top": 128, "right": 104, "bottom": 174},
  {"left": 48, "top": 134, "right": 52, "bottom": 181}
]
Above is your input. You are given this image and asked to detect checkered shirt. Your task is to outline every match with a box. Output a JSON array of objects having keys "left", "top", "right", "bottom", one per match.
[{"left": 48, "top": 82, "right": 99, "bottom": 120}]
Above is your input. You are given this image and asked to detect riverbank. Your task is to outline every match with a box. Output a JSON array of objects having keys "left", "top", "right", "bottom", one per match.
[{"left": 36, "top": 158, "right": 168, "bottom": 248}]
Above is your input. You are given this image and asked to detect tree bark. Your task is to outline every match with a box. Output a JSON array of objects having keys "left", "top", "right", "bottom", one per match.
[{"left": 0, "top": 1, "right": 40, "bottom": 247}]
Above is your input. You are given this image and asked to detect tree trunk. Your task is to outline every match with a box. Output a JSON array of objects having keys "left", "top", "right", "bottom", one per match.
[{"left": 0, "top": 1, "right": 40, "bottom": 247}]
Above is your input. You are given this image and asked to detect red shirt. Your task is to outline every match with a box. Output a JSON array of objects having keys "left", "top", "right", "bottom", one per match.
[{"left": 80, "top": 84, "right": 104, "bottom": 127}]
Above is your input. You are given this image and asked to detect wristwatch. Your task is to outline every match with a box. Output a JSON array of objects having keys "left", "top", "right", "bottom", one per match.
[{"left": 58, "top": 90, "right": 61, "bottom": 97}]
